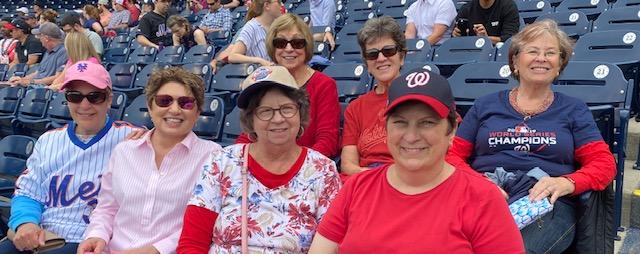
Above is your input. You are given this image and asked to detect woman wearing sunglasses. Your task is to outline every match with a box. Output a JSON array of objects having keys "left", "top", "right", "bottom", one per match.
[
  {"left": 177, "top": 66, "right": 341, "bottom": 253},
  {"left": 309, "top": 68, "right": 524, "bottom": 253},
  {"left": 340, "top": 16, "right": 407, "bottom": 176},
  {"left": 77, "top": 68, "right": 223, "bottom": 254},
  {"left": 235, "top": 13, "right": 340, "bottom": 158}
]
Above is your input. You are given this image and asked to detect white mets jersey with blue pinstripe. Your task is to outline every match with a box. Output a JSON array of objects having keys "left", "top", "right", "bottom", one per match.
[{"left": 14, "top": 119, "right": 136, "bottom": 243}]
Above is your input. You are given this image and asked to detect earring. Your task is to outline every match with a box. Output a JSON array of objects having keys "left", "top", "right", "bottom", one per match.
[{"left": 297, "top": 126, "right": 305, "bottom": 138}]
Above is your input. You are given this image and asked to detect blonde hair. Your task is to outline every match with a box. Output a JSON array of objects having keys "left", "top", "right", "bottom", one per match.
[
  {"left": 266, "top": 13, "right": 313, "bottom": 64},
  {"left": 508, "top": 19, "right": 574, "bottom": 80},
  {"left": 65, "top": 31, "right": 100, "bottom": 63}
]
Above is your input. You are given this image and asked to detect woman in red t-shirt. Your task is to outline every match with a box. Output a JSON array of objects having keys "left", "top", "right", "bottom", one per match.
[
  {"left": 309, "top": 68, "right": 524, "bottom": 254},
  {"left": 340, "top": 16, "right": 406, "bottom": 176}
]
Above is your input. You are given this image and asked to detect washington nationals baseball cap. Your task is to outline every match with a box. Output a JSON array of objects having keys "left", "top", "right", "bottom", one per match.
[
  {"left": 385, "top": 68, "right": 455, "bottom": 118},
  {"left": 60, "top": 61, "right": 112, "bottom": 90},
  {"left": 236, "top": 65, "right": 299, "bottom": 109}
]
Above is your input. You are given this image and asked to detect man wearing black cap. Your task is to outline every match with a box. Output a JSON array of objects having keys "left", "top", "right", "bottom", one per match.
[
  {"left": 9, "top": 22, "right": 67, "bottom": 86},
  {"left": 7, "top": 19, "right": 44, "bottom": 69},
  {"left": 60, "top": 12, "right": 103, "bottom": 55}
]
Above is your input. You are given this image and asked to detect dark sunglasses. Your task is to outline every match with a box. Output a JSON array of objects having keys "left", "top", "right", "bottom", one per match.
[
  {"left": 272, "top": 38, "right": 307, "bottom": 49},
  {"left": 364, "top": 45, "right": 401, "bottom": 60},
  {"left": 154, "top": 95, "right": 197, "bottom": 110},
  {"left": 65, "top": 91, "right": 108, "bottom": 104},
  {"left": 207, "top": 1, "right": 216, "bottom": 5}
]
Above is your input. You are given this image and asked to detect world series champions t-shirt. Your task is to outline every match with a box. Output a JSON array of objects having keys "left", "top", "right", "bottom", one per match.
[{"left": 456, "top": 90, "right": 603, "bottom": 177}]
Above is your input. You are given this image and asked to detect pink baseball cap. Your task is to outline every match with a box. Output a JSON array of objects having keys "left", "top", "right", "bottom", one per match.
[{"left": 60, "top": 61, "right": 112, "bottom": 90}]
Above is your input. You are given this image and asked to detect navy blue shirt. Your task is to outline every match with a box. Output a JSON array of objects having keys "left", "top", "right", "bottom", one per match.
[{"left": 456, "top": 90, "right": 603, "bottom": 177}]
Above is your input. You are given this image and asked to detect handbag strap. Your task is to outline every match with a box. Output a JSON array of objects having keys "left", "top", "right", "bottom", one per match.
[{"left": 241, "top": 144, "right": 249, "bottom": 254}]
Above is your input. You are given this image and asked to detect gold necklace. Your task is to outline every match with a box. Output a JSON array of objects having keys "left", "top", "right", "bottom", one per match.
[{"left": 509, "top": 87, "right": 554, "bottom": 120}]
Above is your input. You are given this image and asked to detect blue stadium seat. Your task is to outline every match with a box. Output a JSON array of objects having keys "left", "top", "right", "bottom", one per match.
[
  {"left": 110, "top": 91, "right": 128, "bottom": 121},
  {"left": 405, "top": 39, "right": 433, "bottom": 63},
  {"left": 108, "top": 35, "right": 133, "bottom": 49},
  {"left": 133, "top": 63, "right": 172, "bottom": 91},
  {"left": 211, "top": 63, "right": 256, "bottom": 94},
  {"left": 572, "top": 30, "right": 640, "bottom": 86},
  {"left": 12, "top": 88, "right": 53, "bottom": 137},
  {"left": 322, "top": 62, "right": 371, "bottom": 101},
  {"left": 219, "top": 106, "right": 242, "bottom": 147},
  {"left": 346, "top": 11, "right": 377, "bottom": 24},
  {"left": 335, "top": 22, "right": 362, "bottom": 41},
  {"left": 448, "top": 62, "right": 517, "bottom": 116},
  {"left": 4, "top": 63, "right": 28, "bottom": 80},
  {"left": 0, "top": 135, "right": 36, "bottom": 196},
  {"left": 402, "top": 62, "right": 440, "bottom": 75},
  {"left": 535, "top": 10, "right": 590, "bottom": 39},
  {"left": 613, "top": 0, "right": 640, "bottom": 8},
  {"left": 206, "top": 30, "right": 232, "bottom": 49},
  {"left": 592, "top": 6, "right": 640, "bottom": 32},
  {"left": 127, "top": 46, "right": 158, "bottom": 65},
  {"left": 377, "top": 7, "right": 406, "bottom": 21},
  {"left": 0, "top": 87, "right": 24, "bottom": 137},
  {"left": 494, "top": 37, "right": 512, "bottom": 62},
  {"left": 331, "top": 40, "right": 363, "bottom": 63},
  {"left": 556, "top": 0, "right": 609, "bottom": 20},
  {"left": 44, "top": 92, "right": 72, "bottom": 129},
  {"left": 345, "top": 0, "right": 377, "bottom": 14},
  {"left": 312, "top": 41, "right": 332, "bottom": 60},
  {"left": 0, "top": 64, "right": 7, "bottom": 81},
  {"left": 431, "top": 36, "right": 494, "bottom": 77},
  {"left": 378, "top": 0, "right": 412, "bottom": 11},
  {"left": 122, "top": 94, "right": 153, "bottom": 129},
  {"left": 103, "top": 47, "right": 131, "bottom": 65},
  {"left": 192, "top": 94, "right": 225, "bottom": 140},
  {"left": 515, "top": 0, "right": 554, "bottom": 24},
  {"left": 155, "top": 46, "right": 186, "bottom": 64},
  {"left": 182, "top": 63, "right": 214, "bottom": 92},
  {"left": 182, "top": 45, "right": 215, "bottom": 64},
  {"left": 109, "top": 63, "right": 138, "bottom": 90},
  {"left": 552, "top": 61, "right": 632, "bottom": 233}
]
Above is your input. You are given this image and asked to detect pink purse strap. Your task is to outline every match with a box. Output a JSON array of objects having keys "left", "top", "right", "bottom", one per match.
[{"left": 241, "top": 144, "right": 249, "bottom": 254}]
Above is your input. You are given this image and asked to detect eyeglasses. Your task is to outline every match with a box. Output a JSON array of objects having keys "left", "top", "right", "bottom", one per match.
[
  {"left": 65, "top": 91, "right": 108, "bottom": 104},
  {"left": 523, "top": 49, "right": 560, "bottom": 59},
  {"left": 254, "top": 103, "right": 299, "bottom": 121},
  {"left": 272, "top": 38, "right": 306, "bottom": 49},
  {"left": 364, "top": 45, "right": 401, "bottom": 61},
  {"left": 154, "top": 95, "right": 197, "bottom": 110}
]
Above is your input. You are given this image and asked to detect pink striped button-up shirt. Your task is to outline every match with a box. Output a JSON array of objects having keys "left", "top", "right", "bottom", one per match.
[{"left": 84, "top": 131, "right": 222, "bottom": 254}]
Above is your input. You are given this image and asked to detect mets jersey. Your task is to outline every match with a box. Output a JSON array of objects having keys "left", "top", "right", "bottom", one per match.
[{"left": 13, "top": 119, "right": 136, "bottom": 243}]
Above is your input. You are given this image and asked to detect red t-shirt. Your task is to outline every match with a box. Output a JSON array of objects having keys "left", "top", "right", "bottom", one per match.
[
  {"left": 317, "top": 164, "right": 525, "bottom": 253},
  {"left": 236, "top": 71, "right": 340, "bottom": 158},
  {"left": 341, "top": 89, "right": 393, "bottom": 167}
]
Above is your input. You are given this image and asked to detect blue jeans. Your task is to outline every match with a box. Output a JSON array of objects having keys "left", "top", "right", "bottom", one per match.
[
  {"left": 0, "top": 239, "right": 79, "bottom": 254},
  {"left": 521, "top": 200, "right": 576, "bottom": 254}
]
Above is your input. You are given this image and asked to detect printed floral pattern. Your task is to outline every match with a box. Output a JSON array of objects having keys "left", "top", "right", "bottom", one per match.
[{"left": 188, "top": 144, "right": 341, "bottom": 253}]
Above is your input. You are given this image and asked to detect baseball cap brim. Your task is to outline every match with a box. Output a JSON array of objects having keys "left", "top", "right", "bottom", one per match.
[
  {"left": 31, "top": 28, "right": 41, "bottom": 35},
  {"left": 236, "top": 81, "right": 296, "bottom": 109},
  {"left": 3, "top": 23, "right": 16, "bottom": 30},
  {"left": 60, "top": 76, "right": 110, "bottom": 91},
  {"left": 384, "top": 94, "right": 450, "bottom": 118}
]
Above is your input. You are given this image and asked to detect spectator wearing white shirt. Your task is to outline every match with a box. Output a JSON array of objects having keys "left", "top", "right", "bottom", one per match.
[{"left": 404, "top": 0, "right": 457, "bottom": 45}]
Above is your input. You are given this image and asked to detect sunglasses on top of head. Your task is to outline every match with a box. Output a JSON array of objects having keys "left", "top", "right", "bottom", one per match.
[
  {"left": 154, "top": 95, "right": 197, "bottom": 110},
  {"left": 272, "top": 38, "right": 306, "bottom": 49},
  {"left": 65, "top": 91, "right": 108, "bottom": 104},
  {"left": 364, "top": 45, "right": 401, "bottom": 61}
]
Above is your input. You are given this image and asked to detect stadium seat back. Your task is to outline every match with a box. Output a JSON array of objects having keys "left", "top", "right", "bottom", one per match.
[
  {"left": 122, "top": 95, "right": 153, "bottom": 129},
  {"left": 192, "top": 95, "right": 225, "bottom": 140}
]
